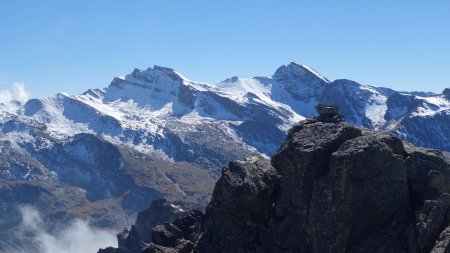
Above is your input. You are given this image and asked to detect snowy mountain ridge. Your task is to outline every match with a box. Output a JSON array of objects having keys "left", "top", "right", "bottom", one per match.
[
  {"left": 1, "top": 61, "right": 450, "bottom": 252},
  {"left": 2, "top": 62, "right": 450, "bottom": 161}
]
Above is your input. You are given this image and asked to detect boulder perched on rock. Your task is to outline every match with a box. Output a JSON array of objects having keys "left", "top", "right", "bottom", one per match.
[
  {"left": 101, "top": 107, "right": 450, "bottom": 253},
  {"left": 315, "top": 104, "right": 343, "bottom": 122}
]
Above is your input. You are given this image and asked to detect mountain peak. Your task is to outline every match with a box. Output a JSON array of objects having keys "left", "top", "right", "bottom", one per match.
[
  {"left": 129, "top": 65, "right": 187, "bottom": 83},
  {"left": 443, "top": 88, "right": 450, "bottom": 100},
  {"left": 107, "top": 66, "right": 190, "bottom": 92},
  {"left": 220, "top": 76, "right": 240, "bottom": 83},
  {"left": 273, "top": 61, "right": 330, "bottom": 84},
  {"left": 151, "top": 65, "right": 176, "bottom": 72}
]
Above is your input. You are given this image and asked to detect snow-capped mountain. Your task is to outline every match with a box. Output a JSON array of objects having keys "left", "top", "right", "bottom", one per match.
[{"left": 1, "top": 61, "right": 449, "bottom": 252}]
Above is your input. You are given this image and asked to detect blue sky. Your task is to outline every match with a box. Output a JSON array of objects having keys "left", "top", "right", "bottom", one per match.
[{"left": 0, "top": 0, "right": 449, "bottom": 98}]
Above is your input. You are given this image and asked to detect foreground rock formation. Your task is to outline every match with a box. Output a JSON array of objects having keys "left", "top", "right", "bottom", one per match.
[{"left": 101, "top": 112, "right": 450, "bottom": 253}]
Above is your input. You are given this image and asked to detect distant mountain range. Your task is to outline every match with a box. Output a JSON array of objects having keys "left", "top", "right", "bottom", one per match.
[{"left": 1, "top": 62, "right": 449, "bottom": 252}]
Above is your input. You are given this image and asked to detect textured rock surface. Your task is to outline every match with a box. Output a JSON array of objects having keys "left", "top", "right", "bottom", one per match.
[
  {"left": 196, "top": 155, "right": 279, "bottom": 252},
  {"left": 405, "top": 144, "right": 450, "bottom": 204},
  {"left": 99, "top": 199, "right": 187, "bottom": 253},
  {"left": 432, "top": 226, "right": 450, "bottom": 253},
  {"left": 408, "top": 194, "right": 450, "bottom": 253},
  {"left": 444, "top": 152, "right": 450, "bottom": 164},
  {"left": 102, "top": 116, "right": 450, "bottom": 253},
  {"left": 197, "top": 119, "right": 450, "bottom": 253},
  {"left": 145, "top": 210, "right": 204, "bottom": 253},
  {"left": 443, "top": 88, "right": 450, "bottom": 100}
]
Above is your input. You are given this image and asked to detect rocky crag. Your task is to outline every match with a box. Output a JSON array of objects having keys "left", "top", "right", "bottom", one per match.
[{"left": 100, "top": 107, "right": 450, "bottom": 253}]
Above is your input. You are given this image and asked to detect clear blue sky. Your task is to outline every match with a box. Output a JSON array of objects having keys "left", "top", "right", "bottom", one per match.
[{"left": 1, "top": 0, "right": 449, "bottom": 98}]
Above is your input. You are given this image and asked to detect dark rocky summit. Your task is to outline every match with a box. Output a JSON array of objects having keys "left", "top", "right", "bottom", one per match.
[
  {"left": 143, "top": 210, "right": 205, "bottom": 253},
  {"left": 314, "top": 104, "right": 344, "bottom": 123},
  {"left": 101, "top": 109, "right": 450, "bottom": 253},
  {"left": 99, "top": 199, "right": 187, "bottom": 253},
  {"left": 443, "top": 88, "right": 450, "bottom": 100}
]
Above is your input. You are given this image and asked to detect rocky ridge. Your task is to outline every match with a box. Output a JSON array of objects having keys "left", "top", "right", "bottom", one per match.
[
  {"left": 2, "top": 62, "right": 450, "bottom": 252},
  {"left": 104, "top": 109, "right": 450, "bottom": 253}
]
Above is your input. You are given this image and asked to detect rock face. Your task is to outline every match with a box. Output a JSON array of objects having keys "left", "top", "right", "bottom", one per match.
[
  {"left": 314, "top": 104, "right": 343, "bottom": 123},
  {"left": 102, "top": 112, "right": 450, "bottom": 253},
  {"left": 443, "top": 88, "right": 450, "bottom": 100},
  {"left": 197, "top": 155, "right": 280, "bottom": 252},
  {"left": 144, "top": 210, "right": 205, "bottom": 253},
  {"left": 99, "top": 199, "right": 187, "bottom": 253}
]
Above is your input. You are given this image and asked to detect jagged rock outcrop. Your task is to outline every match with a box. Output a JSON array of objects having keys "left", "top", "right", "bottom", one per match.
[
  {"left": 196, "top": 155, "right": 279, "bottom": 252},
  {"left": 143, "top": 210, "right": 205, "bottom": 253},
  {"left": 443, "top": 88, "right": 450, "bottom": 100},
  {"left": 445, "top": 152, "right": 450, "bottom": 164},
  {"left": 103, "top": 110, "right": 450, "bottom": 253},
  {"left": 98, "top": 199, "right": 187, "bottom": 253},
  {"left": 405, "top": 144, "right": 450, "bottom": 204},
  {"left": 314, "top": 104, "right": 344, "bottom": 123}
]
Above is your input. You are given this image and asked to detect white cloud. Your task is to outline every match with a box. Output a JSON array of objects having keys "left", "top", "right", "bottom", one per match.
[
  {"left": 18, "top": 205, "right": 117, "bottom": 253},
  {"left": 13, "top": 82, "right": 30, "bottom": 102},
  {"left": 0, "top": 88, "right": 13, "bottom": 103},
  {"left": 0, "top": 82, "right": 30, "bottom": 104}
]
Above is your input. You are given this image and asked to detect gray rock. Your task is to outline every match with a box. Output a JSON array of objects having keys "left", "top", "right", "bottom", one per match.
[
  {"left": 196, "top": 155, "right": 280, "bottom": 252},
  {"left": 271, "top": 120, "right": 361, "bottom": 251},
  {"left": 315, "top": 104, "right": 343, "bottom": 123},
  {"left": 99, "top": 199, "right": 187, "bottom": 253},
  {"left": 310, "top": 132, "right": 408, "bottom": 252},
  {"left": 97, "top": 247, "right": 122, "bottom": 253},
  {"left": 104, "top": 116, "right": 450, "bottom": 253},
  {"left": 443, "top": 88, "right": 450, "bottom": 100},
  {"left": 146, "top": 210, "right": 204, "bottom": 253},
  {"left": 431, "top": 226, "right": 450, "bottom": 253},
  {"left": 134, "top": 199, "right": 187, "bottom": 244},
  {"left": 405, "top": 145, "right": 450, "bottom": 203},
  {"left": 195, "top": 119, "right": 450, "bottom": 253},
  {"left": 408, "top": 193, "right": 450, "bottom": 253}
]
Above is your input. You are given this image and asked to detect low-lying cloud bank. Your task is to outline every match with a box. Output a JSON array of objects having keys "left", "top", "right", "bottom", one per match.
[{"left": 18, "top": 205, "right": 116, "bottom": 253}]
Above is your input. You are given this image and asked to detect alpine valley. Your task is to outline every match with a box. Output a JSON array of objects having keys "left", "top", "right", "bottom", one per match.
[{"left": 1, "top": 62, "right": 450, "bottom": 252}]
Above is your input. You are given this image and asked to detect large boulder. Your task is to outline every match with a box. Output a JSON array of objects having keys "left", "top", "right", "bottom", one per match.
[
  {"left": 405, "top": 144, "right": 450, "bottom": 204},
  {"left": 309, "top": 132, "right": 409, "bottom": 252},
  {"left": 270, "top": 121, "right": 362, "bottom": 251},
  {"left": 196, "top": 155, "right": 279, "bottom": 252}
]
